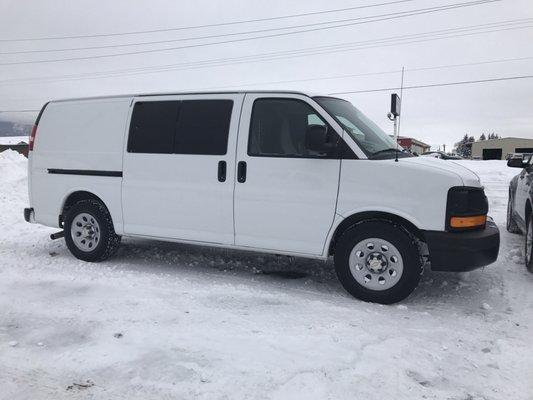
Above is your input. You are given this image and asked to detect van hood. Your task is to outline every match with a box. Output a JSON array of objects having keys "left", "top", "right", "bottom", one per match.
[{"left": 398, "top": 156, "right": 481, "bottom": 187}]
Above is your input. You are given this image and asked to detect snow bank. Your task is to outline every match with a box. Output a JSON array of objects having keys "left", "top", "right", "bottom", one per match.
[
  {"left": 0, "top": 149, "right": 27, "bottom": 183},
  {"left": 0, "top": 148, "right": 26, "bottom": 163}
]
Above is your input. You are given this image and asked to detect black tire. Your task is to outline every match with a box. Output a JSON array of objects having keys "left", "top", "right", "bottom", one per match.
[
  {"left": 525, "top": 214, "right": 533, "bottom": 273},
  {"left": 64, "top": 199, "right": 121, "bottom": 262},
  {"left": 334, "top": 220, "right": 423, "bottom": 304},
  {"left": 507, "top": 192, "right": 521, "bottom": 234}
]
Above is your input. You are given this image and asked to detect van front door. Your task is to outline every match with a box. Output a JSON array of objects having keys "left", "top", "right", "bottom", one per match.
[
  {"left": 233, "top": 94, "right": 343, "bottom": 256},
  {"left": 122, "top": 94, "right": 244, "bottom": 244}
]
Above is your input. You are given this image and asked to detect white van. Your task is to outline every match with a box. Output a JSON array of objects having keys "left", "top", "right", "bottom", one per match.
[{"left": 24, "top": 91, "right": 499, "bottom": 303}]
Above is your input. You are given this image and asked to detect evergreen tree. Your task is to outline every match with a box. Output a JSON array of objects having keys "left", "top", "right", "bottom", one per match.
[
  {"left": 454, "top": 134, "right": 475, "bottom": 158},
  {"left": 464, "top": 136, "right": 474, "bottom": 158},
  {"left": 454, "top": 134, "right": 469, "bottom": 157},
  {"left": 480, "top": 133, "right": 486, "bottom": 141}
]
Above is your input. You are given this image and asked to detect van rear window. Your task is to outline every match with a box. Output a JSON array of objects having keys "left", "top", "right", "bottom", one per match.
[
  {"left": 128, "top": 101, "right": 178, "bottom": 154},
  {"left": 127, "top": 99, "right": 233, "bottom": 155}
]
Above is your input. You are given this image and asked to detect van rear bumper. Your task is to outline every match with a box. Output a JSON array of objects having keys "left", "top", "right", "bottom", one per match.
[
  {"left": 24, "top": 207, "right": 35, "bottom": 223},
  {"left": 423, "top": 218, "right": 500, "bottom": 272}
]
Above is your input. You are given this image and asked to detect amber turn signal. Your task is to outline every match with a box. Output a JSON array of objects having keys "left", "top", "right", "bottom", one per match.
[{"left": 450, "top": 215, "right": 487, "bottom": 229}]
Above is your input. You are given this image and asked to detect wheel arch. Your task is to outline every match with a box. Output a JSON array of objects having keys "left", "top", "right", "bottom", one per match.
[
  {"left": 327, "top": 211, "right": 425, "bottom": 256},
  {"left": 60, "top": 190, "right": 110, "bottom": 228}
]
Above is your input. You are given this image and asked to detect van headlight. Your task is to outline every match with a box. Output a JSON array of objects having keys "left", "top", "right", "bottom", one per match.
[{"left": 446, "top": 187, "right": 488, "bottom": 231}]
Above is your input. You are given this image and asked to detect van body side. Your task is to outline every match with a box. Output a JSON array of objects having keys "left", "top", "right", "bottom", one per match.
[{"left": 29, "top": 97, "right": 132, "bottom": 233}]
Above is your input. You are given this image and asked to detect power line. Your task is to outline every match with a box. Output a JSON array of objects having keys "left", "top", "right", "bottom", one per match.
[
  {"left": 2, "top": 74, "right": 533, "bottom": 113},
  {"left": 1, "top": 19, "right": 528, "bottom": 86},
  {"left": 0, "top": 0, "right": 417, "bottom": 42},
  {"left": 329, "top": 74, "right": 533, "bottom": 94},
  {"left": 193, "top": 56, "right": 533, "bottom": 90},
  {"left": 3, "top": 55, "right": 532, "bottom": 93},
  {"left": 0, "top": 22, "right": 533, "bottom": 85},
  {"left": 0, "top": 0, "right": 499, "bottom": 55},
  {"left": 0, "top": 0, "right": 500, "bottom": 65}
]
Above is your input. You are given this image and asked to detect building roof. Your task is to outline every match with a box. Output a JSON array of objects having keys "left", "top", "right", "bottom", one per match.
[
  {"left": 395, "top": 136, "right": 430, "bottom": 148},
  {"left": 0, "top": 136, "right": 28, "bottom": 145},
  {"left": 475, "top": 137, "right": 533, "bottom": 142}
]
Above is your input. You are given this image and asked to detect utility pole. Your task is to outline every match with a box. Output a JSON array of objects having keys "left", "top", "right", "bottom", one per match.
[
  {"left": 386, "top": 67, "right": 405, "bottom": 162},
  {"left": 443, "top": 144, "right": 446, "bottom": 153},
  {"left": 387, "top": 93, "right": 401, "bottom": 162}
]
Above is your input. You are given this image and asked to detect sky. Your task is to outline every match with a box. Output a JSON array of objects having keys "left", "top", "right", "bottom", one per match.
[{"left": 0, "top": 0, "right": 532, "bottom": 150}]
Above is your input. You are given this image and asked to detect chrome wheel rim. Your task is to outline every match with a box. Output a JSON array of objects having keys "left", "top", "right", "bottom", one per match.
[
  {"left": 348, "top": 238, "right": 404, "bottom": 291},
  {"left": 527, "top": 221, "right": 532, "bottom": 263},
  {"left": 71, "top": 213, "right": 100, "bottom": 252}
]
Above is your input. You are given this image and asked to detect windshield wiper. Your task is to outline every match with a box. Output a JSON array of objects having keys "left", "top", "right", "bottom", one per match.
[
  {"left": 368, "top": 147, "right": 409, "bottom": 159},
  {"left": 369, "top": 148, "right": 401, "bottom": 158}
]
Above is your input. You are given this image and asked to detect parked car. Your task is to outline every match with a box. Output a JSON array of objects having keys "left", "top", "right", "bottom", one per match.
[
  {"left": 506, "top": 153, "right": 533, "bottom": 272},
  {"left": 421, "top": 151, "right": 463, "bottom": 160},
  {"left": 24, "top": 91, "right": 500, "bottom": 304}
]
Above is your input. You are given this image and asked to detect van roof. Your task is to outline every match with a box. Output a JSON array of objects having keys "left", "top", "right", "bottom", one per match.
[{"left": 49, "top": 90, "right": 332, "bottom": 103}]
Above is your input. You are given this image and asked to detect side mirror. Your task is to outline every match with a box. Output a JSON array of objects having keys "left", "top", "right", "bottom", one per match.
[
  {"left": 305, "top": 125, "right": 336, "bottom": 154},
  {"left": 390, "top": 93, "right": 401, "bottom": 118},
  {"left": 507, "top": 156, "right": 527, "bottom": 168}
]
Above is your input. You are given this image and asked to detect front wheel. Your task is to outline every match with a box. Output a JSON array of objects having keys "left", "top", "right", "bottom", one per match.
[
  {"left": 524, "top": 214, "right": 533, "bottom": 273},
  {"left": 334, "top": 220, "right": 423, "bottom": 304},
  {"left": 64, "top": 199, "right": 121, "bottom": 262}
]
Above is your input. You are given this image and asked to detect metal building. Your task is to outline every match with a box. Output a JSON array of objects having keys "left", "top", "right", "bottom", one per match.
[{"left": 471, "top": 137, "right": 533, "bottom": 160}]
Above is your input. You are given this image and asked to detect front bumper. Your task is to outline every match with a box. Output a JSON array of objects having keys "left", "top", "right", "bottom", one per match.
[
  {"left": 423, "top": 218, "right": 500, "bottom": 272},
  {"left": 24, "top": 207, "right": 35, "bottom": 223}
]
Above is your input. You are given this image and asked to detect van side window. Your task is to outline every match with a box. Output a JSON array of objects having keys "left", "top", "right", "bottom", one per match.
[
  {"left": 174, "top": 100, "right": 233, "bottom": 155},
  {"left": 128, "top": 99, "right": 233, "bottom": 155},
  {"left": 248, "top": 98, "right": 337, "bottom": 158},
  {"left": 128, "top": 101, "right": 179, "bottom": 154}
]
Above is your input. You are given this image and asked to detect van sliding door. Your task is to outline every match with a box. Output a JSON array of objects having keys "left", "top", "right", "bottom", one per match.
[{"left": 122, "top": 93, "right": 244, "bottom": 244}]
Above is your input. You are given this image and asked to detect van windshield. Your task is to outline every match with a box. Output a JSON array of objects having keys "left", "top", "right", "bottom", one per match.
[{"left": 314, "top": 96, "right": 412, "bottom": 159}]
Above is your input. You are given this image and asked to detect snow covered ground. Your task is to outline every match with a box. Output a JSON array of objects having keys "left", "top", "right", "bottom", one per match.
[{"left": 1, "top": 150, "right": 532, "bottom": 400}]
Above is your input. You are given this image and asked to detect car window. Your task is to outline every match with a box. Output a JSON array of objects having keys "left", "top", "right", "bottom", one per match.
[
  {"left": 128, "top": 101, "right": 179, "bottom": 154},
  {"left": 128, "top": 99, "right": 233, "bottom": 155},
  {"left": 248, "top": 98, "right": 337, "bottom": 158},
  {"left": 174, "top": 100, "right": 233, "bottom": 155}
]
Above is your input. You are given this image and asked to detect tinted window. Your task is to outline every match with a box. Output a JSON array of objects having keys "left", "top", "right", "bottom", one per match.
[
  {"left": 128, "top": 101, "right": 179, "bottom": 154},
  {"left": 515, "top": 147, "right": 533, "bottom": 153},
  {"left": 128, "top": 99, "right": 233, "bottom": 155},
  {"left": 248, "top": 98, "right": 336, "bottom": 158},
  {"left": 175, "top": 100, "right": 233, "bottom": 155}
]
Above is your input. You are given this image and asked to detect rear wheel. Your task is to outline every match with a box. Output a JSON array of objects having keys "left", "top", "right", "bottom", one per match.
[
  {"left": 525, "top": 214, "right": 533, "bottom": 273},
  {"left": 64, "top": 199, "right": 121, "bottom": 262},
  {"left": 506, "top": 193, "right": 521, "bottom": 234},
  {"left": 334, "top": 220, "right": 423, "bottom": 304}
]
